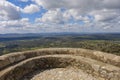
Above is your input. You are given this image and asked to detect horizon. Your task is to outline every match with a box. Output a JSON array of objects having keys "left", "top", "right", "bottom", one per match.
[
  {"left": 0, "top": 32, "right": 120, "bottom": 35},
  {"left": 0, "top": 0, "right": 120, "bottom": 33}
]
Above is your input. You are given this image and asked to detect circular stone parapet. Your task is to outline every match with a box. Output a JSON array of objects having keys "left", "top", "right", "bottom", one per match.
[{"left": 0, "top": 48, "right": 120, "bottom": 80}]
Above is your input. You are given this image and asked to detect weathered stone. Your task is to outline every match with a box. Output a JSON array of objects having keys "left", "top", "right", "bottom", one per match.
[{"left": 0, "top": 48, "right": 120, "bottom": 80}]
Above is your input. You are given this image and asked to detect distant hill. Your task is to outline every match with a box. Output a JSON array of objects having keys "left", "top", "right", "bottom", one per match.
[
  {"left": 0, "top": 33, "right": 120, "bottom": 42},
  {"left": 0, "top": 32, "right": 120, "bottom": 38},
  {"left": 0, "top": 33, "right": 120, "bottom": 56}
]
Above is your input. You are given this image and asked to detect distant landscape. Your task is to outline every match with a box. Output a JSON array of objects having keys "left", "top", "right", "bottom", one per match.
[{"left": 0, "top": 33, "right": 120, "bottom": 56}]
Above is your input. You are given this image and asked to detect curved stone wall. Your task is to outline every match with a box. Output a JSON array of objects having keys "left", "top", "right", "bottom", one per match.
[{"left": 0, "top": 48, "right": 120, "bottom": 80}]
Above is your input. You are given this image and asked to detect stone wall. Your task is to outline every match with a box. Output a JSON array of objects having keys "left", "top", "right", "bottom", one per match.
[{"left": 0, "top": 48, "right": 120, "bottom": 80}]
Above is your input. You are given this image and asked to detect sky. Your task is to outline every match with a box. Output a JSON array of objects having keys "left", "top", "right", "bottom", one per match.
[{"left": 0, "top": 0, "right": 120, "bottom": 33}]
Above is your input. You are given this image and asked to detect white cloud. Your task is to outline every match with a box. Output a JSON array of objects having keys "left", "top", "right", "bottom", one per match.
[
  {"left": 36, "top": 9, "right": 65, "bottom": 24},
  {"left": 33, "top": 0, "right": 120, "bottom": 22},
  {"left": 33, "top": 0, "right": 120, "bottom": 10},
  {"left": 33, "top": 0, "right": 120, "bottom": 21},
  {"left": 103, "top": 26, "right": 111, "bottom": 30},
  {"left": 90, "top": 9, "right": 120, "bottom": 22},
  {"left": 0, "top": 0, "right": 120, "bottom": 33},
  {"left": 0, "top": 17, "right": 120, "bottom": 33},
  {"left": 22, "top": 4, "right": 40, "bottom": 14},
  {"left": 0, "top": 18, "right": 29, "bottom": 28},
  {"left": 0, "top": 0, "right": 21, "bottom": 20},
  {"left": 36, "top": 9, "right": 91, "bottom": 24},
  {"left": 33, "top": 0, "right": 100, "bottom": 10},
  {"left": 19, "top": 0, "right": 29, "bottom": 2},
  {"left": 63, "top": 9, "right": 90, "bottom": 22}
]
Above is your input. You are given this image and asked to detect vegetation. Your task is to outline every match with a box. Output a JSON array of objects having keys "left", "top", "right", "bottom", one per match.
[{"left": 0, "top": 33, "right": 120, "bottom": 56}]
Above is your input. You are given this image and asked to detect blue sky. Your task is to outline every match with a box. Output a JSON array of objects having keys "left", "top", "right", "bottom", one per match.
[
  {"left": 0, "top": 0, "right": 120, "bottom": 33},
  {"left": 8, "top": 0, "right": 47, "bottom": 22}
]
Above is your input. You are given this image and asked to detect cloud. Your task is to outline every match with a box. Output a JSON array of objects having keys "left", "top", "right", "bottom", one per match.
[
  {"left": 22, "top": 4, "right": 40, "bottom": 14},
  {"left": 0, "top": 0, "right": 21, "bottom": 20},
  {"left": 0, "top": 18, "right": 120, "bottom": 33},
  {"left": 33, "top": 0, "right": 120, "bottom": 22},
  {"left": 103, "top": 0, "right": 120, "bottom": 9},
  {"left": 33, "top": 0, "right": 100, "bottom": 10},
  {"left": 0, "top": 0, "right": 120, "bottom": 33},
  {"left": 90, "top": 9, "right": 120, "bottom": 22},
  {"left": 19, "top": 0, "right": 29, "bottom": 2},
  {"left": 0, "top": 18, "right": 29, "bottom": 28},
  {"left": 33, "top": 0, "right": 120, "bottom": 10},
  {"left": 36, "top": 8, "right": 91, "bottom": 24},
  {"left": 0, "top": 18, "right": 37, "bottom": 33},
  {"left": 36, "top": 9, "right": 66, "bottom": 24}
]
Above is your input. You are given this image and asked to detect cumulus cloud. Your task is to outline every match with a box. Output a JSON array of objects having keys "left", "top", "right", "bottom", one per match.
[
  {"left": 63, "top": 9, "right": 91, "bottom": 22},
  {"left": 19, "top": 0, "right": 29, "bottom": 2},
  {"left": 33, "top": 0, "right": 120, "bottom": 10},
  {"left": 0, "top": 18, "right": 29, "bottom": 28},
  {"left": 90, "top": 9, "right": 120, "bottom": 22},
  {"left": 33, "top": 0, "right": 120, "bottom": 31},
  {"left": 0, "top": 18, "right": 37, "bottom": 33},
  {"left": 0, "top": 0, "right": 21, "bottom": 20},
  {"left": 22, "top": 4, "right": 40, "bottom": 14},
  {"left": 33, "top": 0, "right": 100, "bottom": 10},
  {"left": 36, "top": 8, "right": 91, "bottom": 24},
  {"left": 36, "top": 9, "right": 66, "bottom": 24},
  {"left": 0, "top": 0, "right": 120, "bottom": 33},
  {"left": 27, "top": 0, "right": 120, "bottom": 33}
]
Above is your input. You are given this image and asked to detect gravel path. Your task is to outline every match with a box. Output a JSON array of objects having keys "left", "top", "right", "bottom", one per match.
[{"left": 22, "top": 68, "right": 98, "bottom": 80}]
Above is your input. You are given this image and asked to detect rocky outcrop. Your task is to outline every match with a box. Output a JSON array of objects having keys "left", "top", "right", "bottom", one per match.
[{"left": 0, "top": 48, "right": 120, "bottom": 80}]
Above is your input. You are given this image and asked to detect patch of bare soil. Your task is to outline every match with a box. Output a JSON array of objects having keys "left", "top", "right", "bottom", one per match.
[{"left": 22, "top": 67, "right": 97, "bottom": 80}]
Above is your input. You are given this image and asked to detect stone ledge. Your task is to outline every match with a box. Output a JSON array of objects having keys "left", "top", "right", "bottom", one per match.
[
  {"left": 0, "top": 48, "right": 120, "bottom": 70},
  {"left": 0, "top": 55, "right": 120, "bottom": 80}
]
